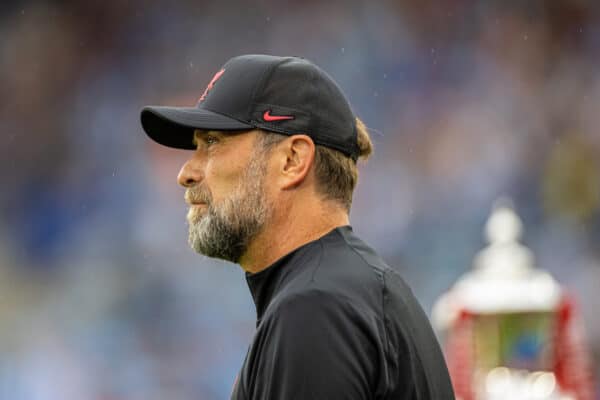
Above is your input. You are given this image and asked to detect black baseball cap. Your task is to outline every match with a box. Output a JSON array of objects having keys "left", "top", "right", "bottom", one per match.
[{"left": 140, "top": 54, "right": 359, "bottom": 159}]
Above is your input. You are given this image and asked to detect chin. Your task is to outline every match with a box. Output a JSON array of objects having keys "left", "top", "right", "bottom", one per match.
[{"left": 187, "top": 208, "right": 206, "bottom": 224}]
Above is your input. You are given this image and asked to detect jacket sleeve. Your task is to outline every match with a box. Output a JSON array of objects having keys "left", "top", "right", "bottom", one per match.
[{"left": 242, "top": 289, "right": 382, "bottom": 400}]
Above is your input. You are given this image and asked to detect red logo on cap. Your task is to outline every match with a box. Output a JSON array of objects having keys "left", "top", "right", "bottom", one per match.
[
  {"left": 263, "top": 110, "right": 295, "bottom": 122},
  {"left": 198, "top": 68, "right": 225, "bottom": 102}
]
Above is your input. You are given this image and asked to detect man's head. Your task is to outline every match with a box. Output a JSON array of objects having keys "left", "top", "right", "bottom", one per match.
[
  {"left": 141, "top": 55, "right": 373, "bottom": 264},
  {"left": 178, "top": 123, "right": 372, "bottom": 263},
  {"left": 182, "top": 130, "right": 271, "bottom": 262}
]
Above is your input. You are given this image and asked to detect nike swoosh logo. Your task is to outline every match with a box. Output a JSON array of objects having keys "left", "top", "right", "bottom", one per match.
[{"left": 263, "top": 110, "right": 295, "bottom": 122}]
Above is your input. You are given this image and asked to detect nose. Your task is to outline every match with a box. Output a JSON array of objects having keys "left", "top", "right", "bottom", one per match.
[{"left": 177, "top": 158, "right": 203, "bottom": 188}]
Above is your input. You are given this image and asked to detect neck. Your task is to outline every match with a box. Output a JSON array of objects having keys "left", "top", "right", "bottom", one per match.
[{"left": 239, "top": 201, "right": 349, "bottom": 273}]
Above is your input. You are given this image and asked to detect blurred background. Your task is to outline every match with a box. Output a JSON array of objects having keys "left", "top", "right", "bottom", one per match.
[{"left": 1, "top": 0, "right": 599, "bottom": 398}]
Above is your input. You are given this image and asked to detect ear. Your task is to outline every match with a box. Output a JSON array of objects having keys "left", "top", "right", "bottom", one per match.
[{"left": 277, "top": 134, "right": 315, "bottom": 190}]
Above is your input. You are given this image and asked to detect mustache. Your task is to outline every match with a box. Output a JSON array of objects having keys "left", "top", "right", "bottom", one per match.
[{"left": 185, "top": 185, "right": 213, "bottom": 205}]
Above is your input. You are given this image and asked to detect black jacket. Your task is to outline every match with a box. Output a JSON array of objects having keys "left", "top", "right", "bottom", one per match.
[{"left": 231, "top": 226, "right": 454, "bottom": 399}]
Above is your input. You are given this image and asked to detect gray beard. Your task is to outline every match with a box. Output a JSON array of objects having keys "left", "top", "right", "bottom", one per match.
[{"left": 186, "top": 156, "right": 269, "bottom": 263}]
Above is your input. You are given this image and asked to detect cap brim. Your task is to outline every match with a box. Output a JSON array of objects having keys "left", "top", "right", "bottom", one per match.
[{"left": 140, "top": 106, "right": 254, "bottom": 149}]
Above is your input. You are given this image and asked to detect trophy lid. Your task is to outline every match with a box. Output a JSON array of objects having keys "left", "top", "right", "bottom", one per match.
[{"left": 433, "top": 199, "right": 562, "bottom": 328}]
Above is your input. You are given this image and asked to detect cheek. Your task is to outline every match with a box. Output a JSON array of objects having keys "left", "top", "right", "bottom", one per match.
[
  {"left": 204, "top": 158, "right": 248, "bottom": 200},
  {"left": 261, "top": 163, "right": 278, "bottom": 196}
]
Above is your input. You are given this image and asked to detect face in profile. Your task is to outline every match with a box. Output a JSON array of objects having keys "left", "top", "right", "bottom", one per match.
[{"left": 185, "top": 141, "right": 272, "bottom": 263}]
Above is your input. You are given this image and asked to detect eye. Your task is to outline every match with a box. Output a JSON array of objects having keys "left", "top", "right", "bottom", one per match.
[{"left": 205, "top": 134, "right": 219, "bottom": 146}]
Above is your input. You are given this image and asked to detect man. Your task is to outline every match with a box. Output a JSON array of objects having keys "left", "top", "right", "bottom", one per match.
[{"left": 140, "top": 54, "right": 454, "bottom": 399}]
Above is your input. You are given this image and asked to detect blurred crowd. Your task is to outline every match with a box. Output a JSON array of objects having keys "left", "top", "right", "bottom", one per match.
[{"left": 1, "top": 0, "right": 599, "bottom": 398}]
